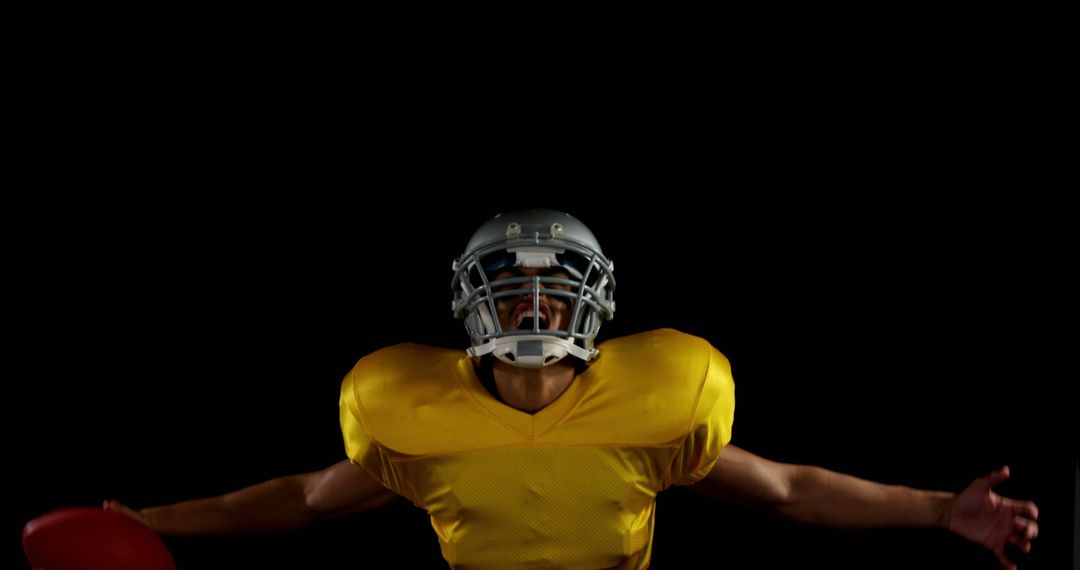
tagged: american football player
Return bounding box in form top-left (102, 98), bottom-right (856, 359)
top-left (106, 209), bottom-right (1039, 570)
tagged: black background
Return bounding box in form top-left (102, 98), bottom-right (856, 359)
top-left (8, 33), bottom-right (1075, 568)
top-left (11, 191), bottom-right (1073, 569)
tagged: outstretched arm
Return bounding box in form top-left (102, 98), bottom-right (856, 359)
top-left (690, 445), bottom-right (1038, 570)
top-left (105, 459), bottom-right (396, 536)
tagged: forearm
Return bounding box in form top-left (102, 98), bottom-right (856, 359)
top-left (141, 474), bottom-right (316, 536)
top-left (777, 465), bottom-right (954, 528)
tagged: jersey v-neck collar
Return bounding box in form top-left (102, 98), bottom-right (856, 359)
top-left (453, 354), bottom-right (603, 440)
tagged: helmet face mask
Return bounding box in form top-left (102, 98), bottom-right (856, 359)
top-left (451, 210), bottom-right (615, 369)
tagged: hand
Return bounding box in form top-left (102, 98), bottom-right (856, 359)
top-left (944, 467), bottom-right (1039, 570)
top-left (103, 500), bottom-right (152, 530)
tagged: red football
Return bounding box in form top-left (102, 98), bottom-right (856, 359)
top-left (23, 507), bottom-right (175, 570)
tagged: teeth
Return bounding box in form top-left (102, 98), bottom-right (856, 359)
top-left (515, 310), bottom-right (548, 327)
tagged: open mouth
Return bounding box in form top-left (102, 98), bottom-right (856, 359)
top-left (513, 305), bottom-right (550, 330)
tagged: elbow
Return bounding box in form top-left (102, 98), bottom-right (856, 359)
top-left (768, 464), bottom-right (811, 521)
top-left (770, 465), bottom-right (832, 524)
top-left (769, 475), bottom-right (797, 517)
top-left (300, 471), bottom-right (333, 521)
top-left (759, 462), bottom-right (796, 510)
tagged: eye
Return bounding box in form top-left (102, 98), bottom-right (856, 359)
top-left (491, 271), bottom-right (519, 292)
top-left (545, 272), bottom-right (572, 291)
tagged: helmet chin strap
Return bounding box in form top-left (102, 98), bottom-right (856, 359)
top-left (468, 336), bottom-right (597, 369)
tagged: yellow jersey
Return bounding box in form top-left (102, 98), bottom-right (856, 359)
top-left (339, 328), bottom-right (735, 569)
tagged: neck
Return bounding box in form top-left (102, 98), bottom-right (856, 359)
top-left (491, 359), bottom-right (576, 413)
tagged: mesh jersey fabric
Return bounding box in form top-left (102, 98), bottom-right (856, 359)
top-left (340, 328), bottom-right (735, 569)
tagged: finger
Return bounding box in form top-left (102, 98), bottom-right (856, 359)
top-left (103, 500), bottom-right (145, 524)
top-left (981, 465), bottom-right (1010, 489)
top-left (1003, 498), bottom-right (1039, 520)
top-left (1007, 533), bottom-right (1032, 553)
top-left (1012, 517), bottom-right (1038, 541)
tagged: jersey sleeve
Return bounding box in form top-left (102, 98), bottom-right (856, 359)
top-left (339, 366), bottom-right (392, 488)
top-left (664, 343), bottom-right (736, 487)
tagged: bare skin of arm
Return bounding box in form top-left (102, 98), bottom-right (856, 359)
top-left (105, 459), bottom-right (396, 536)
top-left (690, 445), bottom-right (1039, 570)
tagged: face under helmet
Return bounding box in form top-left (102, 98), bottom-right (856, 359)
top-left (451, 209), bottom-right (616, 368)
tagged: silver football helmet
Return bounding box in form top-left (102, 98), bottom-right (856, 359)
top-left (451, 209), bottom-right (616, 368)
